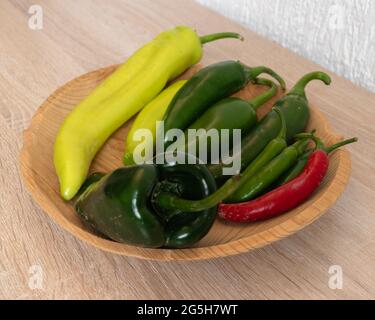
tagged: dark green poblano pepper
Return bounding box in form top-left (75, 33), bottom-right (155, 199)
top-left (75, 162), bottom-right (217, 249)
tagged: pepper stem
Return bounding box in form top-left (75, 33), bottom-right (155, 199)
top-left (156, 108), bottom-right (287, 212)
top-left (242, 65), bottom-right (286, 91)
top-left (249, 78), bottom-right (278, 111)
top-left (295, 133), bottom-right (357, 154)
top-left (326, 137), bottom-right (358, 153)
top-left (293, 137), bottom-right (312, 155)
top-left (288, 71), bottom-right (331, 98)
top-left (156, 174), bottom-right (242, 212)
top-left (274, 108), bottom-right (286, 140)
top-left (199, 32), bottom-right (244, 44)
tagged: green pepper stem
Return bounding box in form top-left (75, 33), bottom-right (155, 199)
top-left (243, 65), bottom-right (286, 91)
top-left (156, 174), bottom-right (242, 212)
top-left (287, 71), bottom-right (331, 98)
top-left (292, 133), bottom-right (314, 155)
top-left (295, 138), bottom-right (311, 155)
top-left (249, 78), bottom-right (278, 111)
top-left (326, 137), bottom-right (358, 153)
top-left (294, 133), bottom-right (357, 154)
top-left (199, 32), bottom-right (244, 44)
top-left (274, 108), bottom-right (286, 140)
top-left (155, 107), bottom-right (287, 212)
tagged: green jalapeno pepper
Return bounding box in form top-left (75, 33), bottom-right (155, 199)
top-left (209, 71), bottom-right (331, 179)
top-left (162, 60), bottom-right (286, 147)
top-left (182, 78), bottom-right (278, 160)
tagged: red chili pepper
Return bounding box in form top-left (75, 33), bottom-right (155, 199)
top-left (218, 136), bottom-right (357, 223)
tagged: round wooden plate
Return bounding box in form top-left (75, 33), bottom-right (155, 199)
top-left (19, 65), bottom-right (351, 261)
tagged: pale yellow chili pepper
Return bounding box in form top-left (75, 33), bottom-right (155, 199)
top-left (54, 26), bottom-right (242, 200)
top-left (123, 80), bottom-right (187, 165)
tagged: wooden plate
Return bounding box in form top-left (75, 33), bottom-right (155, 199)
top-left (19, 65), bottom-right (351, 261)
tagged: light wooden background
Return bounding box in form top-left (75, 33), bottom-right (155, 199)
top-left (0, 0), bottom-right (374, 299)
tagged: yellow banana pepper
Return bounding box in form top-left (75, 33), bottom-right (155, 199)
top-left (54, 26), bottom-right (242, 200)
top-left (124, 80), bottom-right (186, 165)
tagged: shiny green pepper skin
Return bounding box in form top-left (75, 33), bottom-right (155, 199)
top-left (276, 150), bottom-right (312, 186)
top-left (183, 78), bottom-right (277, 160)
top-left (75, 163), bottom-right (217, 249)
top-left (239, 94), bottom-right (310, 168)
top-left (226, 139), bottom-right (309, 202)
top-left (163, 61), bottom-right (285, 147)
top-left (76, 165), bottom-right (165, 247)
top-left (153, 163), bottom-right (217, 248)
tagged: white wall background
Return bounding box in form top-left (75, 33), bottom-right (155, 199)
top-left (196, 0), bottom-right (375, 93)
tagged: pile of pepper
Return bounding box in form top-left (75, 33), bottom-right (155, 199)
top-left (54, 26), bottom-right (357, 249)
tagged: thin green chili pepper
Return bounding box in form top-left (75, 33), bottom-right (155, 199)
top-left (276, 130), bottom-right (317, 185)
top-left (224, 137), bottom-right (311, 203)
top-left (277, 149), bottom-right (313, 186)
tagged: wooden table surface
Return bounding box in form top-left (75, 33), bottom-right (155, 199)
top-left (1, 0), bottom-right (374, 300)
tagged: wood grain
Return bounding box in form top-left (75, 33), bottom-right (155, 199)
top-left (20, 64), bottom-right (351, 261)
top-left (1, 0), bottom-right (374, 299)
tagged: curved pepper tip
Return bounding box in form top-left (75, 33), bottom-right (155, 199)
top-left (318, 72), bottom-right (331, 86)
top-left (61, 187), bottom-right (75, 201)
